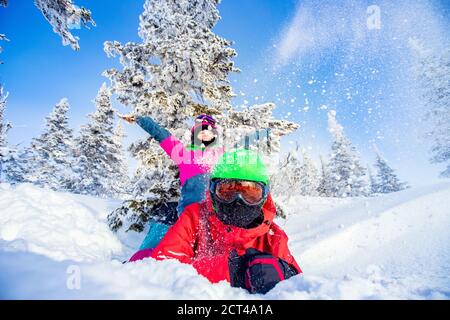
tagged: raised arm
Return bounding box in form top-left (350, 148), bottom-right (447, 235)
top-left (132, 115), bottom-right (187, 165)
top-left (135, 115), bottom-right (171, 143)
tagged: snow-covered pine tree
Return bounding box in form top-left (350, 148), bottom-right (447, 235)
top-left (74, 83), bottom-right (127, 197)
top-left (105, 0), bottom-right (239, 232)
top-left (299, 150), bottom-right (320, 196)
top-left (2, 87), bottom-right (33, 184)
top-left (324, 110), bottom-right (368, 197)
top-left (225, 102), bottom-right (299, 219)
top-left (222, 103), bottom-right (299, 156)
top-left (4, 148), bottom-right (34, 184)
top-left (410, 39), bottom-right (450, 178)
top-left (104, 0), bottom-right (238, 119)
top-left (110, 121), bottom-right (130, 198)
top-left (0, 85), bottom-right (13, 182)
top-left (271, 147), bottom-right (319, 197)
top-left (374, 153), bottom-right (408, 193)
top-left (107, 138), bottom-right (181, 232)
top-left (317, 154), bottom-right (328, 196)
top-left (28, 98), bottom-right (74, 190)
top-left (367, 166), bottom-right (379, 195)
top-left (34, 0), bottom-right (95, 50)
top-left (270, 150), bottom-right (303, 197)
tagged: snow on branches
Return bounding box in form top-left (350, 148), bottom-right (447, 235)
top-left (271, 145), bottom-right (319, 198)
top-left (410, 39), bottom-right (450, 178)
top-left (223, 103), bottom-right (299, 155)
top-left (73, 84), bottom-right (129, 198)
top-left (322, 110), bottom-right (368, 197)
top-left (0, 85), bottom-right (14, 182)
top-left (372, 153), bottom-right (408, 193)
top-left (104, 0), bottom-right (238, 123)
top-left (0, 86), bottom-right (10, 146)
top-left (28, 98), bottom-right (75, 190)
top-left (34, 0), bottom-right (95, 50)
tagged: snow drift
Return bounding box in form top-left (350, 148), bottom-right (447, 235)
top-left (0, 183), bottom-right (123, 262)
top-left (0, 182), bottom-right (449, 299)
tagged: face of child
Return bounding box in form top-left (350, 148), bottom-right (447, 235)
top-left (197, 129), bottom-right (215, 142)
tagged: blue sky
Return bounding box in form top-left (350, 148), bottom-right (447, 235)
top-left (1, 0), bottom-right (449, 186)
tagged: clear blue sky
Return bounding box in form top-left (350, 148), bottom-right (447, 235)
top-left (1, 0), bottom-right (449, 185)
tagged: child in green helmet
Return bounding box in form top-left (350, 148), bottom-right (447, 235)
top-left (129, 148), bottom-right (302, 294)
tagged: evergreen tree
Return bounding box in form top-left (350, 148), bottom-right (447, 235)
top-left (105, 1), bottom-right (299, 232)
top-left (104, 0), bottom-right (238, 119)
top-left (374, 153), bottom-right (408, 193)
top-left (271, 147), bottom-right (319, 197)
top-left (111, 121), bottom-right (130, 198)
top-left (107, 138), bottom-right (180, 232)
top-left (271, 150), bottom-right (302, 197)
top-left (222, 103), bottom-right (299, 156)
top-left (28, 98), bottom-right (74, 190)
top-left (2, 88), bottom-right (32, 185)
top-left (410, 39), bottom-right (450, 178)
top-left (324, 110), bottom-right (368, 197)
top-left (0, 85), bottom-right (13, 182)
top-left (299, 150), bottom-right (320, 196)
top-left (367, 166), bottom-right (379, 195)
top-left (5, 148), bottom-right (33, 184)
top-left (317, 154), bottom-right (328, 196)
top-left (105, 0), bottom-right (238, 232)
top-left (74, 84), bottom-right (126, 197)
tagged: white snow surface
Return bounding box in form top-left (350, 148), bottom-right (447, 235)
top-left (0, 182), bottom-right (449, 299)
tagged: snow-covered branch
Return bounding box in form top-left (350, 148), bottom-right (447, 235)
top-left (34, 0), bottom-right (95, 50)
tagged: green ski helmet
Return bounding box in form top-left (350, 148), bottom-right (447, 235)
top-left (210, 148), bottom-right (269, 185)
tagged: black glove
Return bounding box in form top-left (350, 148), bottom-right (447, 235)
top-left (229, 248), bottom-right (298, 294)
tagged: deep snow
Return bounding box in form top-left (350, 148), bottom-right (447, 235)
top-left (0, 182), bottom-right (449, 299)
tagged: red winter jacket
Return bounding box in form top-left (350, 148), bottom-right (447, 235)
top-left (150, 193), bottom-right (301, 284)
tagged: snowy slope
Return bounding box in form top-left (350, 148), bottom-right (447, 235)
top-left (0, 182), bottom-right (449, 299)
top-left (0, 184), bottom-right (124, 262)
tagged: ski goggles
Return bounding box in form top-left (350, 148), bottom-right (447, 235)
top-left (210, 179), bottom-right (269, 206)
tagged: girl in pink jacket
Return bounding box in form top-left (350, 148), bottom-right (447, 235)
top-left (121, 114), bottom-right (224, 250)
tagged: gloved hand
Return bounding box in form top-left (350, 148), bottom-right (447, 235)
top-left (228, 248), bottom-right (298, 294)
